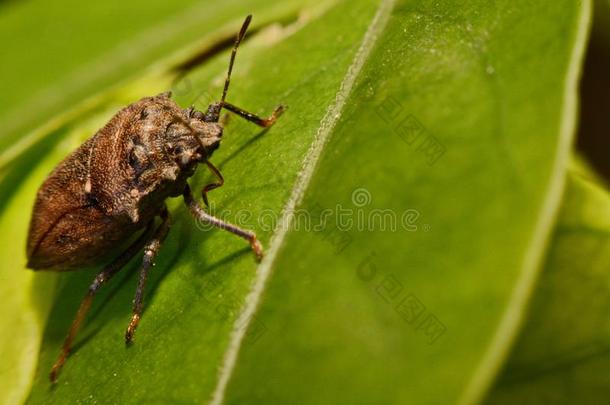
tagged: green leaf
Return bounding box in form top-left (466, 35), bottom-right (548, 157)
top-left (22, 0), bottom-right (380, 403)
top-left (485, 168), bottom-right (610, 403)
top-left (217, 1), bottom-right (591, 403)
top-left (0, 0), bottom-right (591, 404)
top-left (217, 1), bottom-right (588, 403)
top-left (0, 0), bottom-right (332, 403)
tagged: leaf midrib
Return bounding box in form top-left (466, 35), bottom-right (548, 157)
top-left (208, 0), bottom-right (397, 403)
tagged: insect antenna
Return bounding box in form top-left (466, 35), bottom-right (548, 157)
top-left (220, 14), bottom-right (252, 106)
top-left (197, 14), bottom-right (252, 122)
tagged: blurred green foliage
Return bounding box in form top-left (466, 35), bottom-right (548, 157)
top-left (0, 0), bottom-right (607, 404)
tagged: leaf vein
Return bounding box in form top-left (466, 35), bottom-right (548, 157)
top-left (208, 0), bottom-right (396, 403)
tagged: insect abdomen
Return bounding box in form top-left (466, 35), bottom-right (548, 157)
top-left (26, 139), bottom-right (142, 270)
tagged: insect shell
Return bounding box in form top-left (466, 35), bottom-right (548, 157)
top-left (26, 15), bottom-right (284, 383)
top-left (26, 92), bottom-right (222, 270)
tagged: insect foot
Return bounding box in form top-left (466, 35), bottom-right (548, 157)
top-left (125, 314), bottom-right (141, 344)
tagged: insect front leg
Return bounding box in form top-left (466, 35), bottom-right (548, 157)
top-left (50, 222), bottom-right (155, 383)
top-left (183, 184), bottom-right (263, 260)
top-left (125, 206), bottom-right (171, 344)
top-left (221, 102), bottom-right (285, 128)
top-left (201, 161), bottom-right (224, 207)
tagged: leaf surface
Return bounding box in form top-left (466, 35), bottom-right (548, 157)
top-left (219, 1), bottom-right (591, 404)
top-left (486, 167), bottom-right (610, 404)
top-left (0, 0), bottom-right (592, 404)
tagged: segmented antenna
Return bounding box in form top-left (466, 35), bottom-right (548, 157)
top-left (220, 14), bottom-right (252, 105)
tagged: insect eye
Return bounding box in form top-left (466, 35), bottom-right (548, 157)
top-left (139, 109), bottom-right (149, 120)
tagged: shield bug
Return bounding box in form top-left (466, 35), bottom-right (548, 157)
top-left (26, 15), bottom-right (284, 383)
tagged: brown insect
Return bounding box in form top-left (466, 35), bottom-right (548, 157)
top-left (26, 15), bottom-right (284, 383)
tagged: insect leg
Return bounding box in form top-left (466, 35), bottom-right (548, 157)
top-left (125, 206), bottom-right (171, 344)
top-left (221, 102), bottom-right (286, 128)
top-left (50, 222), bottom-right (155, 383)
top-left (201, 161), bottom-right (224, 207)
top-left (183, 184), bottom-right (263, 260)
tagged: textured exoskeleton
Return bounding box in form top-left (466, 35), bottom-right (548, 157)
top-left (27, 92), bottom-right (223, 270)
top-left (26, 15), bottom-right (285, 383)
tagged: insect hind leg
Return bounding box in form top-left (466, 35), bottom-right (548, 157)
top-left (125, 206), bottom-right (171, 344)
top-left (50, 222), bottom-right (155, 383)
